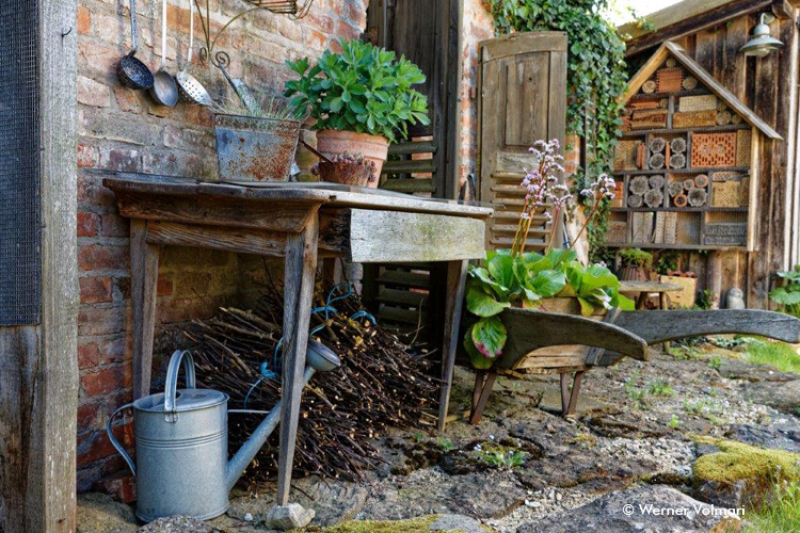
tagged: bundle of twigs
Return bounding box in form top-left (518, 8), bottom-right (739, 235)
top-left (179, 280), bottom-right (438, 484)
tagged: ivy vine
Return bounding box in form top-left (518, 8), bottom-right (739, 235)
top-left (486, 0), bottom-right (628, 260)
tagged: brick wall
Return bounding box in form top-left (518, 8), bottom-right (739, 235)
top-left (75, 0), bottom-right (369, 490)
top-left (458, 0), bottom-right (494, 188)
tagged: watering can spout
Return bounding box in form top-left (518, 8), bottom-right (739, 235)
top-left (225, 341), bottom-right (341, 492)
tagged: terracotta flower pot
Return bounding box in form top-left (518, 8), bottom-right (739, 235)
top-left (316, 130), bottom-right (389, 188)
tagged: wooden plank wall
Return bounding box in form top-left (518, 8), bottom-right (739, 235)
top-left (629, 8), bottom-right (799, 308)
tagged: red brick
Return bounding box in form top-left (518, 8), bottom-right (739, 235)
top-left (80, 276), bottom-right (113, 304)
top-left (79, 244), bottom-right (129, 272)
top-left (100, 213), bottom-right (128, 238)
top-left (78, 175), bottom-right (116, 208)
top-left (78, 340), bottom-right (101, 370)
top-left (77, 402), bottom-right (100, 429)
top-left (97, 336), bottom-right (130, 366)
top-left (77, 211), bottom-right (99, 237)
top-left (94, 471), bottom-right (137, 504)
top-left (114, 85), bottom-right (145, 114)
top-left (77, 6), bottom-right (91, 34)
top-left (77, 143), bottom-right (99, 168)
top-left (98, 147), bottom-right (141, 173)
top-left (78, 307), bottom-right (128, 336)
top-left (81, 364), bottom-right (132, 397)
top-left (78, 76), bottom-right (112, 108)
top-left (77, 423), bottom-right (132, 466)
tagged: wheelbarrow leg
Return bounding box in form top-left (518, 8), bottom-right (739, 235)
top-left (470, 371), bottom-right (497, 425)
top-left (560, 371), bottom-right (585, 417)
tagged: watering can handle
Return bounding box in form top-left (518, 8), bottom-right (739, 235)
top-left (164, 350), bottom-right (196, 422)
top-left (107, 403), bottom-right (136, 476)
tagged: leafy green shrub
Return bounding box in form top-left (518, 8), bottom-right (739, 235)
top-left (284, 39), bottom-right (430, 143)
top-left (619, 248), bottom-right (653, 269)
top-left (769, 265), bottom-right (800, 318)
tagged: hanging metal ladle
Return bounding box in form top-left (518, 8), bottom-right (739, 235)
top-left (176, 0), bottom-right (213, 106)
top-left (150, 0), bottom-right (179, 107)
top-left (117, 0), bottom-right (154, 90)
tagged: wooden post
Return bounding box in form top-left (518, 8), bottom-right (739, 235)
top-left (706, 250), bottom-right (723, 309)
top-left (276, 211), bottom-right (320, 506)
top-left (0, 0), bottom-right (79, 530)
top-left (130, 220), bottom-right (161, 399)
top-left (437, 259), bottom-right (468, 431)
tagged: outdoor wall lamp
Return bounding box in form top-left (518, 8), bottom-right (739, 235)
top-left (740, 13), bottom-right (784, 57)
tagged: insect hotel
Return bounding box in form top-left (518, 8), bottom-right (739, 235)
top-left (607, 41), bottom-right (782, 304)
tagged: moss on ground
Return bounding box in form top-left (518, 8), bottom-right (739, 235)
top-left (312, 516), bottom-right (469, 533)
top-left (693, 437), bottom-right (800, 485)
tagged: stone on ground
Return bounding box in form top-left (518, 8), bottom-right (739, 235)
top-left (516, 485), bottom-right (740, 533)
top-left (138, 516), bottom-right (212, 533)
top-left (742, 379), bottom-right (800, 414)
top-left (77, 493), bottom-right (138, 533)
top-left (428, 514), bottom-right (487, 533)
top-left (264, 503), bottom-right (315, 530)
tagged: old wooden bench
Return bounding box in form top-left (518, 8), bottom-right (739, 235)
top-left (104, 174), bottom-right (492, 506)
top-left (469, 308), bottom-right (800, 423)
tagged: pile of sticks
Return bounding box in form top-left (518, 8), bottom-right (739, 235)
top-left (180, 282), bottom-right (438, 483)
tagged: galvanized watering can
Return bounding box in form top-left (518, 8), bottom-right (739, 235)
top-left (107, 341), bottom-right (341, 522)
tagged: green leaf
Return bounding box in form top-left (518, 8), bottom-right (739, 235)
top-left (471, 316), bottom-right (507, 358)
top-left (529, 270), bottom-right (567, 297)
top-left (466, 287), bottom-right (509, 317)
top-left (577, 297), bottom-right (595, 317)
top-left (464, 325), bottom-right (495, 370)
top-left (488, 254), bottom-right (515, 290)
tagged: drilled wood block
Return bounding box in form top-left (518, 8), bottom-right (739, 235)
top-left (607, 221), bottom-right (628, 243)
top-left (654, 211), bottom-right (677, 244)
top-left (678, 95), bottom-right (718, 112)
top-left (631, 99), bottom-right (660, 110)
top-left (739, 177), bottom-right (750, 206)
top-left (614, 140), bottom-right (640, 170)
top-left (673, 110), bottom-right (717, 128)
top-left (656, 67), bottom-right (684, 93)
top-left (631, 212), bottom-right (654, 243)
top-left (691, 132), bottom-right (737, 168)
top-left (704, 223), bottom-right (747, 246)
top-left (736, 130), bottom-right (752, 167)
top-left (711, 180), bottom-right (740, 208)
top-left (631, 110), bottom-right (667, 130)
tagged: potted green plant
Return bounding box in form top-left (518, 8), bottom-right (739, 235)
top-left (463, 139), bottom-right (635, 370)
top-left (284, 39), bottom-right (430, 185)
top-left (213, 95), bottom-right (302, 182)
top-left (618, 248), bottom-right (653, 282)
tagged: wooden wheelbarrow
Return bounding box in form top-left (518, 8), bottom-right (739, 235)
top-left (469, 308), bottom-right (800, 424)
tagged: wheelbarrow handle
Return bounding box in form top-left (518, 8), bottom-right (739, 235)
top-left (107, 403), bottom-right (136, 476)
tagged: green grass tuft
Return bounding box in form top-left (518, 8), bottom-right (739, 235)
top-left (746, 340), bottom-right (800, 374)
top-left (743, 481), bottom-right (800, 533)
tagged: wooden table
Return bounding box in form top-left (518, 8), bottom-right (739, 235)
top-left (104, 174), bottom-right (491, 505)
top-left (620, 280), bottom-right (682, 309)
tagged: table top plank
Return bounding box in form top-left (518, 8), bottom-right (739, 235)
top-left (107, 174), bottom-right (493, 219)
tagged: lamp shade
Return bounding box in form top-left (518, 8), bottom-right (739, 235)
top-left (740, 14), bottom-right (784, 57)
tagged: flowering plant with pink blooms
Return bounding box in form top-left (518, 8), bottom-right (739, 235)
top-left (463, 139), bottom-right (634, 370)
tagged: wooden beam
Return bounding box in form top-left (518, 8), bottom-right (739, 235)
top-left (130, 220), bottom-right (161, 399)
top-left (348, 209), bottom-right (485, 263)
top-left (276, 212), bottom-right (320, 506)
top-left (623, 0), bottom-right (771, 57)
top-left (437, 260), bottom-right (468, 431)
top-left (0, 0), bottom-right (79, 530)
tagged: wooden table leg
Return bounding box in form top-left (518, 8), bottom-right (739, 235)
top-left (438, 259), bottom-right (469, 432)
top-left (276, 213), bottom-right (320, 506)
top-left (130, 219), bottom-right (161, 400)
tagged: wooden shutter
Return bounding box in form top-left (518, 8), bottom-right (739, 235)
top-left (478, 32), bottom-right (568, 252)
top-left (364, 0), bottom-right (460, 343)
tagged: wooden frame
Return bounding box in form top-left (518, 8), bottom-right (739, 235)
top-left (0, 0), bottom-right (80, 530)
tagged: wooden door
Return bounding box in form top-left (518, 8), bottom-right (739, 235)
top-left (363, 0), bottom-right (461, 343)
top-left (479, 32), bottom-right (568, 252)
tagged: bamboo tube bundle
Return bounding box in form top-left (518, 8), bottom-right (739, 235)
top-left (177, 281), bottom-right (438, 484)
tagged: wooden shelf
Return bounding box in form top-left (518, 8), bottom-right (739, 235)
top-left (603, 242), bottom-right (746, 251)
top-left (630, 89), bottom-right (710, 100)
top-left (611, 207), bottom-right (748, 213)
top-left (613, 166), bottom-right (749, 176)
top-left (622, 124), bottom-right (749, 137)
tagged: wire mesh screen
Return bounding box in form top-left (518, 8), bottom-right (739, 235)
top-left (0, 0), bottom-right (41, 325)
